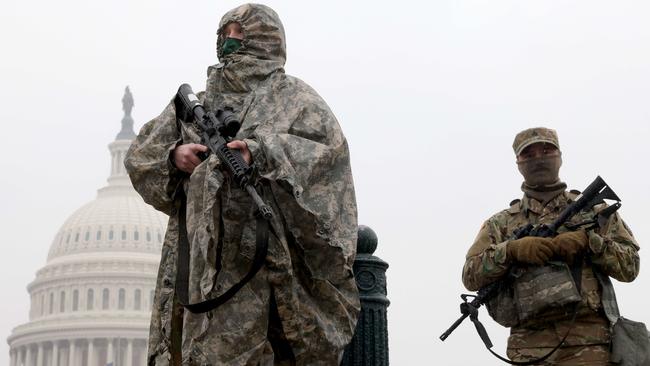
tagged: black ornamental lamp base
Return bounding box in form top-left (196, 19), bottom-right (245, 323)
top-left (341, 225), bottom-right (390, 366)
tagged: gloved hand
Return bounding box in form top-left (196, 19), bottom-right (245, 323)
top-left (507, 236), bottom-right (554, 265)
top-left (551, 230), bottom-right (589, 264)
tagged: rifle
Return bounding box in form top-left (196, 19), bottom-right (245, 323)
top-left (173, 83), bottom-right (273, 219)
top-left (173, 83), bottom-right (274, 314)
top-left (440, 176), bottom-right (621, 361)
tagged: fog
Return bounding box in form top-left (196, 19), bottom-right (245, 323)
top-left (1, 1), bottom-right (649, 364)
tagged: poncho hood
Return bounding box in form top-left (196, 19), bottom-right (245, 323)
top-left (217, 3), bottom-right (286, 64)
top-left (211, 3), bottom-right (286, 94)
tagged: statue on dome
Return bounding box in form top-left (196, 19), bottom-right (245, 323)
top-left (122, 86), bottom-right (133, 117)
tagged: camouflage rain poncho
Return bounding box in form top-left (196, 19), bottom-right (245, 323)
top-left (125, 4), bottom-right (359, 365)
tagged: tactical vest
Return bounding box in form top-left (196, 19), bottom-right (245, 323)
top-left (486, 262), bottom-right (582, 327)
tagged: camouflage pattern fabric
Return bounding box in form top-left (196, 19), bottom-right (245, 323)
top-left (125, 4), bottom-right (359, 365)
top-left (462, 191), bottom-right (640, 357)
top-left (512, 127), bottom-right (560, 156)
top-left (507, 343), bottom-right (613, 365)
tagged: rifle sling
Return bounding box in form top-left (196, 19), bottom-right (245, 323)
top-left (175, 188), bottom-right (270, 314)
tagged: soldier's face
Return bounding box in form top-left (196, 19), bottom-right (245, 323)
top-left (223, 22), bottom-right (244, 40)
top-left (516, 143), bottom-right (562, 186)
top-left (517, 143), bottom-right (560, 161)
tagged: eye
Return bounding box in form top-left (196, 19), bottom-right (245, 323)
top-left (542, 145), bottom-right (557, 155)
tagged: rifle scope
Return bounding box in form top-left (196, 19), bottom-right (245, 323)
top-left (176, 84), bottom-right (241, 137)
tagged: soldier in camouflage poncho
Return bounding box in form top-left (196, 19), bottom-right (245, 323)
top-left (125, 4), bottom-right (359, 365)
top-left (462, 127), bottom-right (640, 365)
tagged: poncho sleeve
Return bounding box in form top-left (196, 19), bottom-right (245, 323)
top-left (124, 101), bottom-right (184, 215)
top-left (244, 81), bottom-right (358, 283)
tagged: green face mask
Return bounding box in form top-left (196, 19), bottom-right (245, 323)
top-left (222, 38), bottom-right (242, 56)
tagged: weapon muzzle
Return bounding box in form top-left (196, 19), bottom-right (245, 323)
top-left (175, 83), bottom-right (205, 122)
top-left (177, 84), bottom-right (202, 110)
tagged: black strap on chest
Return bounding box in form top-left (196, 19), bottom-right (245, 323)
top-left (174, 188), bottom-right (271, 314)
top-left (469, 264), bottom-right (583, 365)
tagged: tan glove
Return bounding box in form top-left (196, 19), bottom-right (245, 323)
top-left (507, 236), bottom-right (554, 265)
top-left (552, 230), bottom-right (589, 264)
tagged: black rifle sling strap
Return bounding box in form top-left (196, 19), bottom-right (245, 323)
top-left (473, 264), bottom-right (583, 365)
top-left (175, 187), bottom-right (270, 314)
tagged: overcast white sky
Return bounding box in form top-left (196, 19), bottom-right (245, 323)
top-left (1, 1), bottom-right (649, 365)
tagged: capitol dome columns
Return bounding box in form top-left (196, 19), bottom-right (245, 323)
top-left (9, 349), bottom-right (16, 366)
top-left (50, 342), bottom-right (58, 366)
top-left (107, 339), bottom-right (114, 366)
top-left (88, 339), bottom-right (96, 366)
top-left (9, 329), bottom-right (150, 365)
top-left (125, 338), bottom-right (133, 366)
top-left (67, 341), bottom-right (75, 366)
top-left (24, 347), bottom-right (31, 366)
top-left (35, 343), bottom-right (43, 366)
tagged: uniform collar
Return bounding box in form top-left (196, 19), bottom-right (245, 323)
top-left (507, 191), bottom-right (573, 216)
top-left (520, 191), bottom-right (572, 216)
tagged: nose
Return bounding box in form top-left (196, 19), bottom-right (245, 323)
top-left (226, 25), bottom-right (244, 40)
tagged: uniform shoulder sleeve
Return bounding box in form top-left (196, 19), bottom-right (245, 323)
top-left (462, 209), bottom-right (512, 291)
top-left (589, 211), bottom-right (640, 282)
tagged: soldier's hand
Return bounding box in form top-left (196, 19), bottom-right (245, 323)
top-left (507, 236), bottom-right (554, 265)
top-left (226, 140), bottom-right (252, 165)
top-left (551, 230), bottom-right (589, 264)
top-left (172, 143), bottom-right (208, 174)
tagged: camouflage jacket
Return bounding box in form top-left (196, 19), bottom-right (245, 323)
top-left (125, 4), bottom-right (359, 365)
top-left (462, 190), bottom-right (640, 348)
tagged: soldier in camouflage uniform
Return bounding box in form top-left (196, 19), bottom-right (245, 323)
top-left (462, 127), bottom-right (640, 365)
top-left (125, 4), bottom-right (359, 365)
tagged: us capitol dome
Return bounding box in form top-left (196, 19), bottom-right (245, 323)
top-left (7, 87), bottom-right (168, 366)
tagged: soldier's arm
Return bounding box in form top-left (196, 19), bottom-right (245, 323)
top-left (124, 102), bottom-right (185, 215)
top-left (588, 212), bottom-right (640, 282)
top-left (462, 216), bottom-right (511, 291)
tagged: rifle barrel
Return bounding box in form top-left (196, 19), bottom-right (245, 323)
top-left (440, 313), bottom-right (469, 341)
